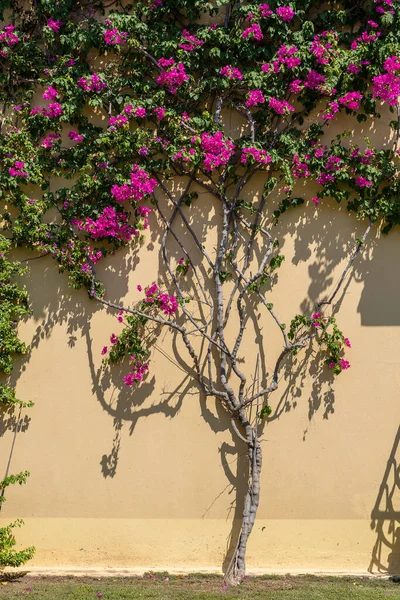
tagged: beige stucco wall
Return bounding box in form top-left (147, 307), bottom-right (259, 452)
top-left (1, 65), bottom-right (400, 574)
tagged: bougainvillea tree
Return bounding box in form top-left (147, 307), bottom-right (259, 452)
top-left (1, 0), bottom-right (400, 584)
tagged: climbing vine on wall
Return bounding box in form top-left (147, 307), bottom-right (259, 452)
top-left (0, 0), bottom-right (399, 582)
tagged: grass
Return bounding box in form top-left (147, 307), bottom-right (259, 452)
top-left (0, 573), bottom-right (400, 600)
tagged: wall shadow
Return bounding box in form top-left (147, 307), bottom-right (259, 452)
top-left (369, 426), bottom-right (400, 575)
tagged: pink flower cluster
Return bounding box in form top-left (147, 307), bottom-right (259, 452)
top-left (355, 176), bottom-right (373, 188)
top-left (293, 154), bottom-right (310, 178)
top-left (321, 101), bottom-right (339, 121)
top-left (124, 357), bottom-right (149, 386)
top-left (276, 6), bottom-right (295, 21)
top-left (200, 131), bottom-right (235, 171)
top-left (242, 23), bottom-right (263, 40)
top-left (73, 206), bottom-right (138, 241)
top-left (40, 133), bottom-right (60, 148)
top-left (109, 114), bottom-right (129, 128)
top-left (144, 283), bottom-right (178, 316)
top-left (241, 147), bottom-right (271, 165)
top-left (0, 24), bottom-right (19, 46)
top-left (268, 97), bottom-right (295, 114)
top-left (375, 0), bottom-right (395, 15)
top-left (276, 44), bottom-right (301, 69)
top-left (47, 19), bottom-right (63, 33)
top-left (351, 30), bottom-right (380, 50)
top-left (304, 70), bottom-right (326, 90)
top-left (179, 29), bottom-right (204, 52)
top-left (68, 131), bottom-right (85, 142)
top-left (259, 3), bottom-right (273, 18)
top-left (310, 31), bottom-right (338, 65)
top-left (372, 55), bottom-right (400, 106)
top-left (8, 161), bottom-right (28, 178)
top-left (77, 73), bottom-right (106, 92)
top-left (289, 79), bottom-right (303, 94)
top-left (104, 28), bottom-right (128, 45)
top-left (157, 57), bottom-right (189, 94)
top-left (338, 91), bottom-right (363, 111)
top-left (43, 86), bottom-right (58, 100)
top-left (329, 359), bottom-right (350, 370)
top-left (111, 165), bottom-right (157, 203)
top-left (154, 107), bottom-right (165, 120)
top-left (220, 66), bottom-right (243, 80)
top-left (42, 102), bottom-right (63, 118)
top-left (245, 89), bottom-right (265, 107)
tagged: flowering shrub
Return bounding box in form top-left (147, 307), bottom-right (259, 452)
top-left (1, 0), bottom-right (400, 582)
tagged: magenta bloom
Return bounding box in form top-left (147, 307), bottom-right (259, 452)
top-left (101, 346), bottom-right (108, 355)
top-left (200, 131), bottom-right (235, 171)
top-left (47, 19), bottom-right (63, 33)
top-left (242, 23), bottom-right (263, 40)
top-left (156, 58), bottom-right (188, 94)
top-left (245, 89), bottom-right (265, 107)
top-left (355, 176), bottom-right (373, 188)
top-left (268, 97), bottom-right (295, 114)
top-left (220, 66), bottom-right (243, 80)
top-left (42, 102), bottom-right (63, 118)
top-left (276, 6), bottom-right (295, 21)
top-left (134, 107), bottom-right (146, 118)
top-left (339, 359), bottom-right (351, 370)
top-left (344, 338), bottom-right (351, 348)
top-left (104, 28), bottom-right (127, 45)
top-left (68, 131), bottom-right (84, 142)
top-left (154, 107), bottom-right (165, 120)
top-left (43, 86), bottom-right (58, 100)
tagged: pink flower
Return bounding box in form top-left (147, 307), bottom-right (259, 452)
top-left (268, 97), bottom-right (295, 114)
top-left (355, 176), bottom-right (373, 188)
top-left (259, 3), bottom-right (273, 17)
top-left (200, 131), bottom-right (235, 171)
top-left (43, 86), bottom-right (58, 100)
top-left (137, 285), bottom-right (142, 292)
top-left (109, 114), bottom-right (129, 128)
top-left (276, 6), bottom-right (295, 21)
top-left (0, 24), bottom-right (19, 47)
top-left (312, 196), bottom-right (321, 207)
top-left (42, 102), bottom-right (63, 118)
top-left (110, 333), bottom-right (118, 344)
top-left (245, 89), bottom-right (265, 107)
top-left (179, 29), bottom-right (204, 52)
top-left (68, 131), bottom-right (84, 142)
top-left (329, 361), bottom-right (336, 369)
top-left (242, 23), bottom-right (263, 40)
top-left (47, 19), bottom-right (63, 33)
top-left (241, 147), bottom-right (271, 165)
top-left (104, 28), bottom-right (127, 45)
top-left (289, 79), bottom-right (303, 94)
top-left (101, 346), bottom-right (108, 355)
top-left (344, 338), bottom-right (351, 348)
top-left (157, 58), bottom-right (188, 94)
top-left (312, 312), bottom-right (322, 319)
top-left (154, 107), bottom-right (165, 120)
top-left (339, 359), bottom-right (351, 370)
top-left (338, 91), bottom-right (363, 111)
top-left (111, 165), bottom-right (157, 203)
top-left (134, 107), bottom-right (146, 118)
top-left (347, 63), bottom-right (360, 74)
top-left (220, 66), bottom-right (243, 80)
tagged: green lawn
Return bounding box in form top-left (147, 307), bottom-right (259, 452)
top-left (0, 573), bottom-right (400, 600)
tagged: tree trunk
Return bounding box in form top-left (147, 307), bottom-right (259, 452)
top-left (224, 421), bottom-right (262, 586)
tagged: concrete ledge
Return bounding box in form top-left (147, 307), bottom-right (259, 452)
top-left (3, 566), bottom-right (389, 578)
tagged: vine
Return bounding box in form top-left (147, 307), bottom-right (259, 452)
top-left (0, 0), bottom-right (399, 583)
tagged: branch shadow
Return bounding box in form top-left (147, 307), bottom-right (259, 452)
top-left (369, 425), bottom-right (400, 575)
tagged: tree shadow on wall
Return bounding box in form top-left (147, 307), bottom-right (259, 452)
top-left (5, 185), bottom-right (399, 571)
top-left (369, 425), bottom-right (400, 575)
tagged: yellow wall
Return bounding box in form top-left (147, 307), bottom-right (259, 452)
top-left (1, 52), bottom-right (400, 575)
